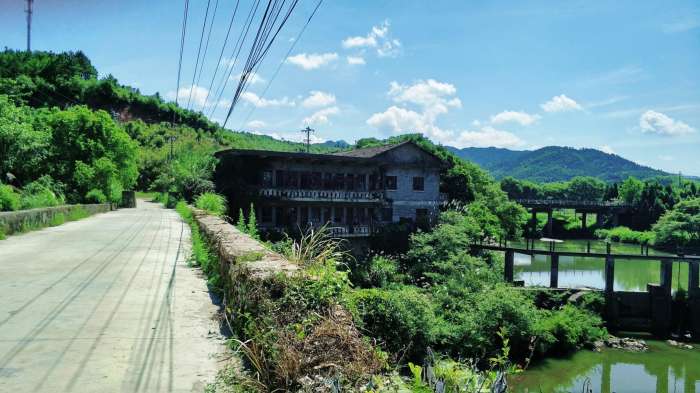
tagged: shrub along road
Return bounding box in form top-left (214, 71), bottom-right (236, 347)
top-left (0, 200), bottom-right (225, 392)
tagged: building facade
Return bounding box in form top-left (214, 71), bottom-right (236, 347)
top-left (214, 141), bottom-right (445, 237)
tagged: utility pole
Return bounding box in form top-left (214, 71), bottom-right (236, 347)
top-left (301, 126), bottom-right (314, 153)
top-left (26, 0), bottom-right (34, 52)
top-left (168, 136), bottom-right (177, 161)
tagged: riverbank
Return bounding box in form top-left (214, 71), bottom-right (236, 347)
top-left (511, 337), bottom-right (700, 392)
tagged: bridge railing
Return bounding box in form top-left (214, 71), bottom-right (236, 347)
top-left (514, 199), bottom-right (631, 208)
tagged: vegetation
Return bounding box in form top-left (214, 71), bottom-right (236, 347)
top-left (652, 198), bottom-right (700, 250)
top-left (452, 145), bottom-right (669, 182)
top-left (175, 201), bottom-right (222, 290)
top-left (194, 192), bottom-right (227, 217)
top-left (594, 226), bottom-right (656, 245)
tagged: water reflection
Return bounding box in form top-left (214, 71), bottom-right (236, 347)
top-left (513, 240), bottom-right (689, 292)
top-left (512, 341), bottom-right (700, 393)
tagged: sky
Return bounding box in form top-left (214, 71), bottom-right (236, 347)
top-left (1, 0), bottom-right (699, 175)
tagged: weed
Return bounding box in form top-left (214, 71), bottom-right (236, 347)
top-left (238, 252), bottom-right (264, 263)
top-left (49, 213), bottom-right (66, 226)
top-left (195, 192), bottom-right (227, 217)
top-left (175, 201), bottom-right (222, 292)
top-left (288, 225), bottom-right (351, 267)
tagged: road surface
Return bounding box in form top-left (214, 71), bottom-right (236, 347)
top-left (0, 200), bottom-right (225, 392)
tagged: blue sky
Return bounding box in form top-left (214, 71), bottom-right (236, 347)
top-left (1, 0), bottom-right (699, 175)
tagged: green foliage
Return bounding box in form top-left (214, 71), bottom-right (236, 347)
top-left (246, 203), bottom-right (259, 240)
top-left (594, 226), bottom-right (656, 245)
top-left (236, 208), bottom-right (246, 231)
top-left (85, 189), bottom-right (108, 203)
top-left (194, 192), bottom-right (227, 217)
top-left (20, 176), bottom-right (65, 209)
top-left (501, 176), bottom-right (606, 201)
top-left (652, 198), bottom-right (700, 249)
top-left (175, 201), bottom-right (222, 290)
top-left (66, 206), bottom-right (89, 221)
top-left (536, 305), bottom-right (607, 355)
top-left (0, 228), bottom-right (5, 240)
top-left (349, 286), bottom-right (439, 359)
top-left (619, 176), bottom-right (643, 204)
top-left (0, 184), bottom-right (21, 211)
top-left (49, 213), bottom-right (66, 227)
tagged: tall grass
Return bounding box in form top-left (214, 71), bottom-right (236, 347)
top-left (175, 201), bottom-right (222, 291)
top-left (288, 225), bottom-right (351, 266)
top-left (194, 192), bottom-right (227, 217)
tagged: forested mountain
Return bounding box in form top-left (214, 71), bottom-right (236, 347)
top-left (449, 145), bottom-right (669, 182)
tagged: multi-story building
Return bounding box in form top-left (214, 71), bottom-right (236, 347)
top-left (213, 141), bottom-right (446, 237)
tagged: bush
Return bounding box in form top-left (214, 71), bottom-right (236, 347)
top-left (536, 305), bottom-right (607, 355)
top-left (0, 184), bottom-right (21, 211)
top-left (19, 176), bottom-right (64, 209)
top-left (194, 192), bottom-right (227, 217)
top-left (594, 226), bottom-right (655, 245)
top-left (85, 189), bottom-right (107, 203)
top-left (349, 286), bottom-right (439, 359)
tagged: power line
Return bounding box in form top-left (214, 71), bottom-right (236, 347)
top-left (223, 0), bottom-right (302, 127)
top-left (192, 0), bottom-right (220, 101)
top-left (186, 0), bottom-right (213, 109)
top-left (174, 0), bottom-right (191, 123)
top-left (207, 0), bottom-right (263, 118)
top-left (199, 0), bottom-right (241, 112)
top-left (239, 0), bottom-right (323, 128)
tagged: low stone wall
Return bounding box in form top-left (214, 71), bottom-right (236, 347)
top-left (190, 208), bottom-right (298, 278)
top-left (0, 203), bottom-right (112, 236)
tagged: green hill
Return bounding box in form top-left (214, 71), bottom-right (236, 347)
top-left (449, 146), bottom-right (669, 183)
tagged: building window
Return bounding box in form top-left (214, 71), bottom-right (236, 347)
top-left (385, 176), bottom-right (397, 190)
top-left (262, 171), bottom-right (273, 187)
top-left (412, 176), bottom-right (424, 191)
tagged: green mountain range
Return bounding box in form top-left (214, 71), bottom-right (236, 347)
top-left (447, 146), bottom-right (670, 183)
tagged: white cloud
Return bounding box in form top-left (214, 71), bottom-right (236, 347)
top-left (240, 92), bottom-right (295, 108)
top-left (541, 94), bottom-right (583, 112)
top-left (165, 85), bottom-right (224, 108)
top-left (662, 16), bottom-right (700, 33)
top-left (231, 71), bottom-right (265, 85)
top-left (246, 120), bottom-right (266, 129)
top-left (639, 110), bottom-right (696, 136)
top-left (388, 79), bottom-right (461, 116)
top-left (286, 52), bottom-right (338, 70)
top-left (302, 91), bottom-right (336, 108)
top-left (341, 20), bottom-right (401, 58)
top-left (346, 56), bottom-right (366, 65)
top-left (452, 127), bottom-right (524, 149)
top-left (490, 110), bottom-right (541, 126)
top-left (599, 145), bottom-right (615, 154)
top-left (658, 155), bottom-right (675, 161)
top-left (303, 106), bottom-right (340, 126)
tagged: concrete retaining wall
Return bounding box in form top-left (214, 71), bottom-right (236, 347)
top-left (0, 203), bottom-right (112, 236)
top-left (190, 208), bottom-right (298, 279)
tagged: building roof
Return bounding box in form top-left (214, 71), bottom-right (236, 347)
top-left (330, 141), bottom-right (410, 158)
top-left (215, 140), bottom-right (444, 165)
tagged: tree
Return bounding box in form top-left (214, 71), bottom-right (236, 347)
top-left (566, 177), bottom-right (605, 201)
top-left (619, 177), bottom-right (643, 205)
top-left (652, 198), bottom-right (700, 249)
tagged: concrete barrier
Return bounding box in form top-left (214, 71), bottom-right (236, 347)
top-left (190, 208), bottom-right (298, 279)
top-left (0, 203), bottom-right (112, 236)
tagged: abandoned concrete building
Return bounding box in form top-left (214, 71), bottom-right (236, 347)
top-left (214, 141), bottom-right (446, 237)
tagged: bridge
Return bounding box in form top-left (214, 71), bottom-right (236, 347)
top-left (472, 242), bottom-right (700, 339)
top-left (514, 199), bottom-right (633, 235)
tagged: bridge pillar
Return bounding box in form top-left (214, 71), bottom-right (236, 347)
top-left (546, 210), bottom-right (553, 236)
top-left (604, 255), bottom-right (615, 294)
top-left (649, 259), bottom-right (673, 338)
top-left (504, 250), bottom-right (514, 283)
top-left (596, 212), bottom-right (605, 227)
top-left (581, 212), bottom-right (587, 229)
top-left (688, 261), bottom-right (700, 341)
top-left (549, 253), bottom-right (559, 288)
top-left (604, 255), bottom-right (619, 329)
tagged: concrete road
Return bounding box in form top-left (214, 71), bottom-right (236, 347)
top-left (0, 200), bottom-right (225, 392)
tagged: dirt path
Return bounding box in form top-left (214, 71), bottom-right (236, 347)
top-left (0, 200), bottom-right (225, 392)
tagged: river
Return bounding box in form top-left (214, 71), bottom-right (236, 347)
top-left (510, 239), bottom-right (698, 392)
top-left (510, 239), bottom-right (689, 292)
top-left (511, 339), bottom-right (700, 392)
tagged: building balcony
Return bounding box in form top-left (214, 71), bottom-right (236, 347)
top-left (258, 188), bottom-right (384, 203)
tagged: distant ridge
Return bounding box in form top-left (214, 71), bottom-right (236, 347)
top-left (448, 146), bottom-right (669, 182)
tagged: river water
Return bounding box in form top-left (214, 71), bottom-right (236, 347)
top-left (511, 340), bottom-right (700, 393)
top-left (509, 239), bottom-right (698, 392)
top-left (510, 239), bottom-right (689, 292)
